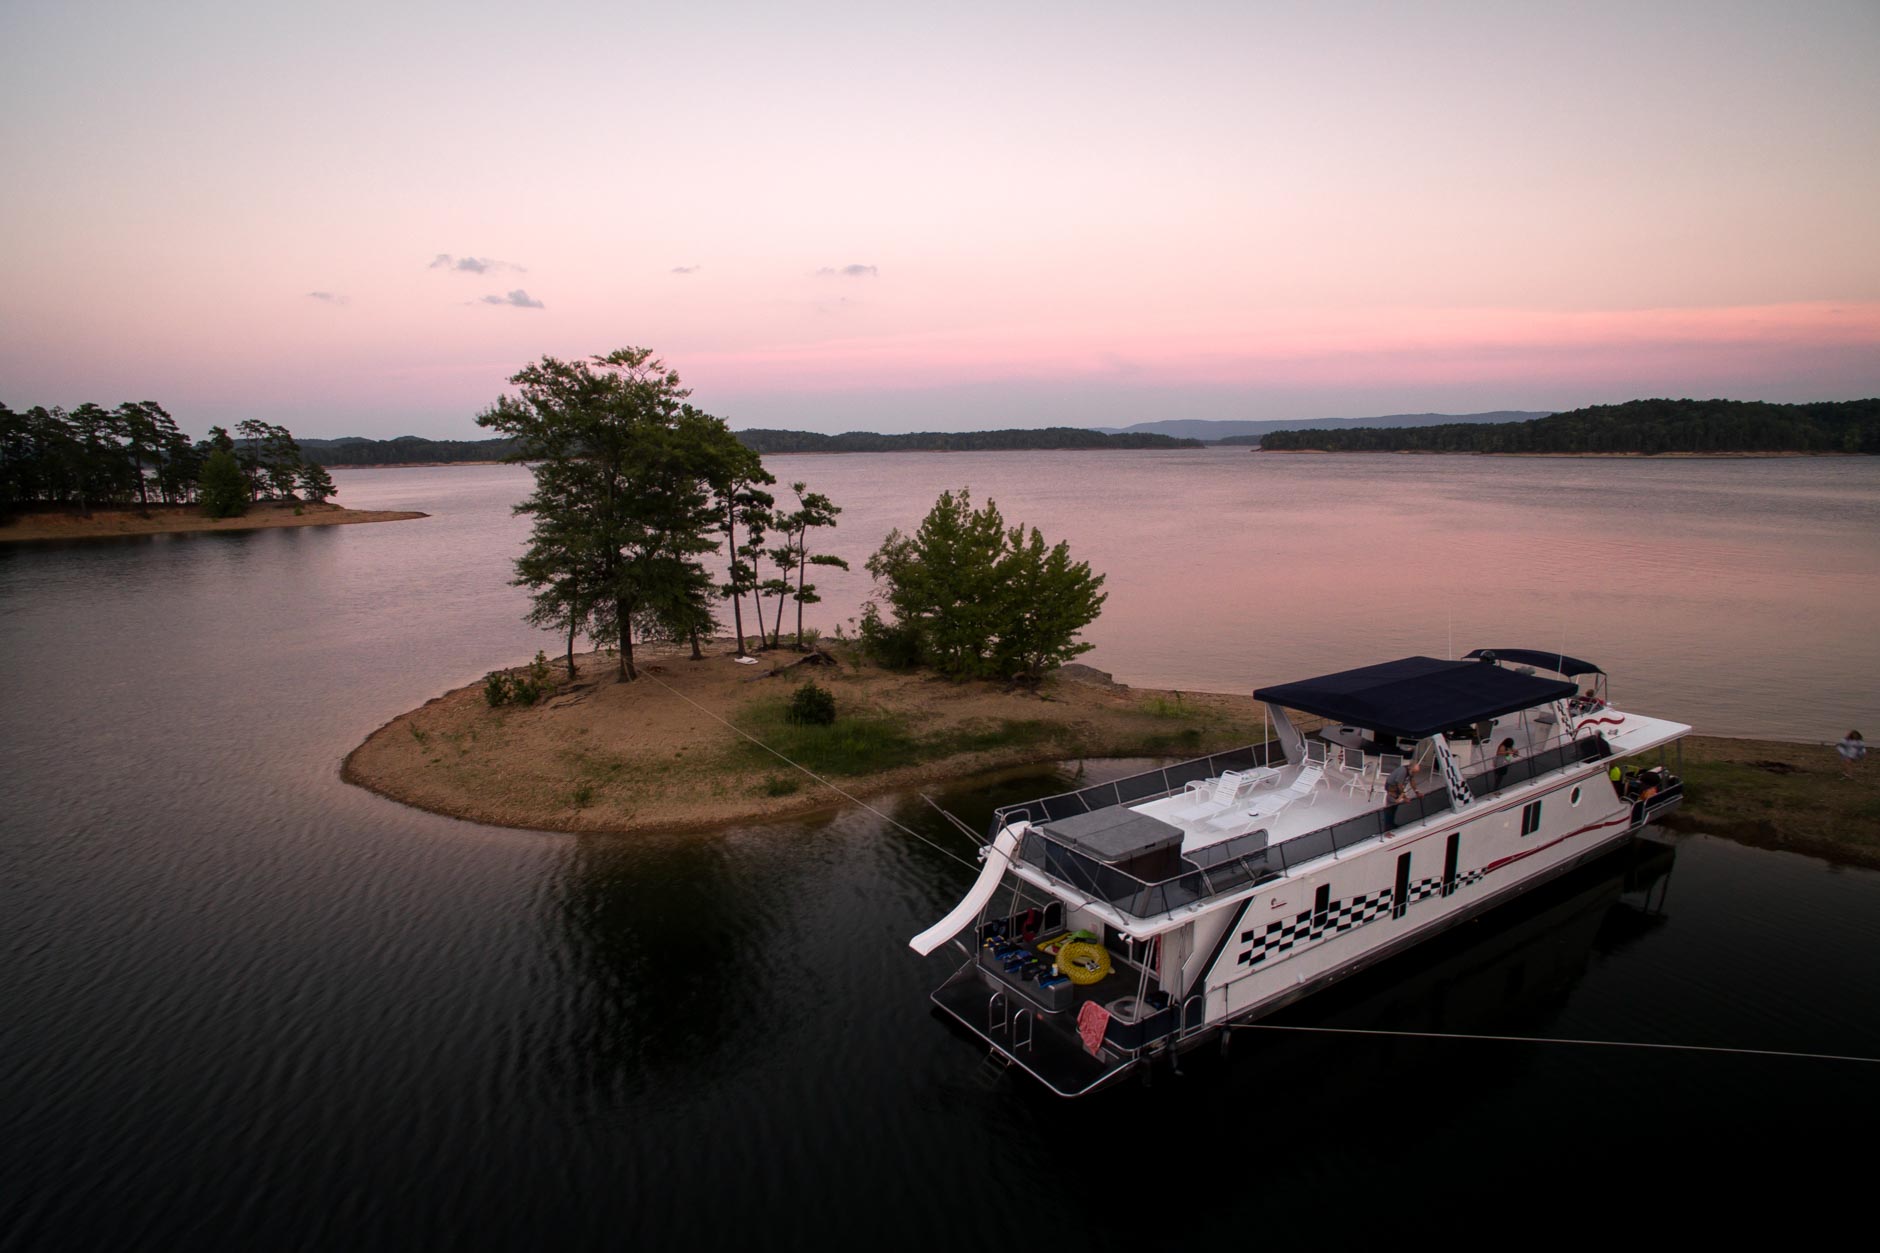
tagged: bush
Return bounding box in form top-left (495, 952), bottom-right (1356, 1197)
top-left (764, 774), bottom-right (802, 796)
top-left (857, 603), bottom-right (922, 670)
top-left (785, 682), bottom-right (837, 726)
top-left (487, 652), bottom-right (556, 707)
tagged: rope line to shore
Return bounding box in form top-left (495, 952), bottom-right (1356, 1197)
top-left (641, 669), bottom-right (983, 873)
top-left (1225, 1021), bottom-right (1880, 1065)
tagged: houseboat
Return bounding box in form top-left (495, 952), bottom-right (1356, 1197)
top-left (909, 649), bottom-right (1688, 1097)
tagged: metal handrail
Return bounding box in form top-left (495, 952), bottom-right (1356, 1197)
top-left (1009, 737), bottom-right (1609, 920)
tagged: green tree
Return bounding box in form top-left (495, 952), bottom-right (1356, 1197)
top-left (199, 448), bottom-right (248, 518)
top-left (297, 461), bottom-right (338, 502)
top-left (714, 463), bottom-right (776, 657)
top-left (864, 488), bottom-right (1106, 685)
top-left (778, 481), bottom-right (848, 649)
top-left (477, 347), bottom-right (752, 682)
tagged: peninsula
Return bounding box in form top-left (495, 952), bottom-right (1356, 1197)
top-left (343, 644), bottom-right (1877, 869)
top-left (1, 500), bottom-right (427, 543)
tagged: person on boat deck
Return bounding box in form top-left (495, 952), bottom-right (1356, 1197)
top-left (1495, 738), bottom-right (1518, 764)
top-left (1385, 761), bottom-right (1421, 802)
top-left (1838, 730), bottom-right (1866, 780)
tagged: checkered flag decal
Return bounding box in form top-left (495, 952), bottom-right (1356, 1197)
top-left (1234, 866), bottom-right (1489, 968)
top-left (1434, 738), bottom-right (1473, 809)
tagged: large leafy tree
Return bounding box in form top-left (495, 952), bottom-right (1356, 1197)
top-left (865, 488), bottom-right (1106, 685)
top-left (478, 347), bottom-right (752, 682)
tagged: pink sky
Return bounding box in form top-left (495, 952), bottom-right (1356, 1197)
top-left (2, 0), bottom-right (1876, 437)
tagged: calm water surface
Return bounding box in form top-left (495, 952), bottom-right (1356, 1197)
top-left (3, 452), bottom-right (1877, 1248)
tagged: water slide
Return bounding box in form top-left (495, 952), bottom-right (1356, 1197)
top-left (908, 827), bottom-right (1020, 956)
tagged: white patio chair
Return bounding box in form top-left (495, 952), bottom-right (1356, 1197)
top-left (1342, 754), bottom-right (1381, 798)
top-left (1304, 740), bottom-right (1330, 768)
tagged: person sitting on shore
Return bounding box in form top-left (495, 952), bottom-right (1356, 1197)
top-left (1838, 730), bottom-right (1866, 781)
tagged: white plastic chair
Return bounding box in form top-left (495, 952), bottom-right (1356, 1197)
top-left (1305, 740), bottom-right (1330, 768)
top-left (1342, 754), bottom-right (1381, 798)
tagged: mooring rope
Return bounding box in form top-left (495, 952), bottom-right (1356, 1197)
top-left (1225, 1021), bottom-right (1880, 1065)
top-left (640, 668), bottom-right (983, 874)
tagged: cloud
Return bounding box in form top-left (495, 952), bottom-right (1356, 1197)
top-left (430, 253), bottom-right (525, 274)
top-left (307, 291), bottom-right (348, 305)
top-left (817, 263), bottom-right (878, 278)
top-left (479, 289), bottom-right (545, 309)
top-left (671, 264), bottom-right (701, 275)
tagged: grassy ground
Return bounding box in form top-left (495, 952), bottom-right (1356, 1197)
top-left (1664, 736), bottom-right (1880, 869)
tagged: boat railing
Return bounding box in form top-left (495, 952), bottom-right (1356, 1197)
top-left (1006, 736), bottom-right (1610, 921)
top-left (1462, 735), bottom-right (1609, 800)
top-left (987, 742), bottom-right (1280, 840)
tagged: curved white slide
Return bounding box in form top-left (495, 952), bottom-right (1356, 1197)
top-left (908, 827), bottom-right (1020, 956)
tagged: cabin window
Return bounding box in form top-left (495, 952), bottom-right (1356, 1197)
top-left (1442, 832), bottom-right (1461, 897)
top-left (1570, 786), bottom-right (1582, 806)
top-left (1392, 853), bottom-right (1411, 919)
top-left (1520, 800), bottom-right (1543, 836)
top-left (1313, 884), bottom-right (1330, 927)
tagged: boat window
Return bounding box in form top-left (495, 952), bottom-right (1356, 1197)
top-left (1570, 786), bottom-right (1582, 806)
top-left (1520, 800), bottom-right (1543, 836)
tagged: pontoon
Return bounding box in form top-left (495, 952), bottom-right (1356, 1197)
top-left (909, 649), bottom-right (1687, 1096)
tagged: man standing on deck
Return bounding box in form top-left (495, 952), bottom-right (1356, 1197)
top-left (1385, 761), bottom-right (1421, 802)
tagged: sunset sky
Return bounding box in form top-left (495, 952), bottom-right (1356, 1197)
top-left (3, 0), bottom-right (1876, 438)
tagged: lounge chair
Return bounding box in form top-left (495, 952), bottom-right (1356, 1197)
top-left (1173, 770), bottom-right (1254, 823)
top-left (1210, 763), bottom-right (1326, 829)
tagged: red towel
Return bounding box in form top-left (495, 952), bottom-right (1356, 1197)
top-left (1077, 1001), bottom-right (1111, 1056)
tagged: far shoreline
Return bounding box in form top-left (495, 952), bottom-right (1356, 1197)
top-left (0, 500), bottom-right (429, 544)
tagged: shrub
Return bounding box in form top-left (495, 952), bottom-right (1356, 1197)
top-left (857, 603), bottom-right (922, 670)
top-left (785, 681), bottom-right (837, 726)
top-left (483, 672), bottom-right (515, 707)
top-left (764, 774), bottom-right (802, 797)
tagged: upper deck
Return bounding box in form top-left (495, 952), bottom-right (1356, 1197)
top-left (995, 697), bottom-right (1689, 936)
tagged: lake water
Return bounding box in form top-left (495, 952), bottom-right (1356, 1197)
top-left (3, 451), bottom-right (1878, 1248)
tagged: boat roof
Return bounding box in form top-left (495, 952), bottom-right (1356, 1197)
top-left (1253, 655), bottom-right (1578, 740)
top-left (1462, 647), bottom-right (1604, 677)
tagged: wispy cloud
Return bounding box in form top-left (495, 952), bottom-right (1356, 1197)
top-left (817, 263), bottom-right (878, 278)
top-left (307, 291), bottom-right (349, 305)
top-left (430, 253), bottom-right (525, 274)
top-left (670, 264), bottom-right (701, 275)
top-left (478, 289), bottom-right (545, 309)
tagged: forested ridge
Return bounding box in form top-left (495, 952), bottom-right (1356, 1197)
top-left (732, 427), bottom-right (1202, 452)
top-left (1257, 398), bottom-right (1880, 454)
top-left (301, 435), bottom-right (520, 465)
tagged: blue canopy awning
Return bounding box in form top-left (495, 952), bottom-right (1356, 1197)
top-left (1463, 648), bottom-right (1604, 678)
top-left (1255, 656), bottom-right (1579, 742)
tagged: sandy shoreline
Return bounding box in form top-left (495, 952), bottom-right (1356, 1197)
top-left (0, 501), bottom-right (428, 542)
top-left (342, 644), bottom-right (1876, 866)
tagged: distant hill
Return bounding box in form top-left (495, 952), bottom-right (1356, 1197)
top-left (1091, 412), bottom-right (1554, 442)
top-left (1255, 398), bottom-right (1880, 454)
top-left (731, 427), bottom-right (1203, 453)
top-left (301, 426), bottom-right (1201, 465)
top-left (300, 435), bottom-right (519, 465)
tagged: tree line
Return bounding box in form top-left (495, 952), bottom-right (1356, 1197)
top-left (1, 403), bottom-right (338, 518)
top-left (1256, 398), bottom-right (1880, 454)
top-left (483, 348), bottom-right (1109, 689)
top-left (733, 427), bottom-right (1202, 453)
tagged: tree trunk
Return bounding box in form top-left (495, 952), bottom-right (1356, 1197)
top-left (564, 613), bottom-right (578, 680)
top-left (770, 583), bottom-right (786, 651)
top-left (616, 595), bottom-right (636, 680)
top-left (688, 627), bottom-right (703, 661)
top-left (727, 504), bottom-right (747, 657)
top-left (796, 548), bottom-right (807, 648)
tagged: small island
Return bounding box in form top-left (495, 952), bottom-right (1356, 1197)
top-left (342, 643), bottom-right (1878, 869)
